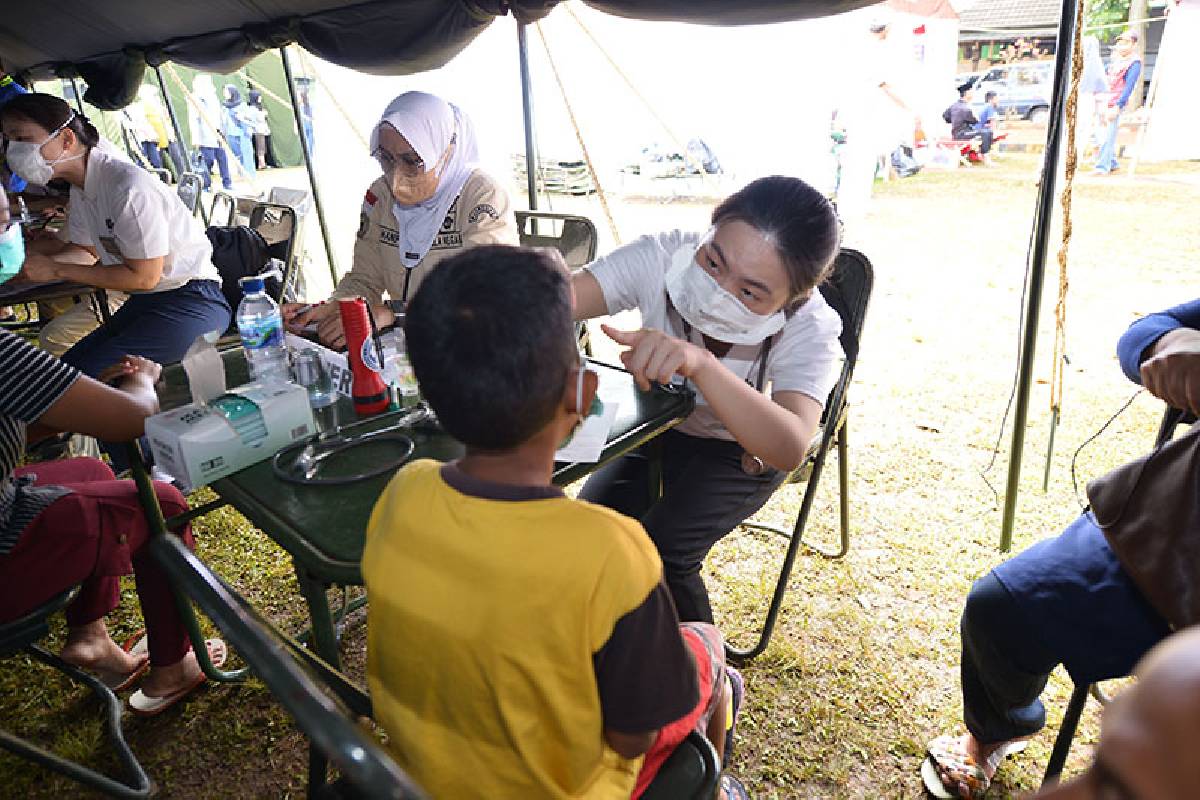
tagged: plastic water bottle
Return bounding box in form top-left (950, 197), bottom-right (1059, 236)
top-left (382, 328), bottom-right (420, 408)
top-left (236, 276), bottom-right (290, 384)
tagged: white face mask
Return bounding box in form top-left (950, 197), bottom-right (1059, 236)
top-left (664, 243), bottom-right (786, 345)
top-left (6, 116), bottom-right (82, 185)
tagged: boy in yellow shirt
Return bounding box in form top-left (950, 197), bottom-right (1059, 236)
top-left (362, 245), bottom-right (746, 799)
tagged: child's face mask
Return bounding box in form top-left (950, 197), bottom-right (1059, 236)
top-left (560, 363), bottom-right (603, 448)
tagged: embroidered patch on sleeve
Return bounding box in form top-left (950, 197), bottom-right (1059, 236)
top-left (357, 212), bottom-right (370, 239)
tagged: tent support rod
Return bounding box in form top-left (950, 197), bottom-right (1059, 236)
top-left (154, 66), bottom-right (187, 160)
top-left (517, 22), bottom-right (539, 211)
top-left (154, 66), bottom-right (208, 225)
top-left (999, 0), bottom-right (1079, 552)
top-left (69, 78), bottom-right (85, 114)
top-left (279, 46), bottom-right (339, 287)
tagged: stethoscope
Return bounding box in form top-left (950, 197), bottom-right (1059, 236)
top-left (271, 403), bottom-right (432, 486)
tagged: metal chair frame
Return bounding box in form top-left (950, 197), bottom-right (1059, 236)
top-left (0, 587), bottom-right (153, 798)
top-left (515, 210), bottom-right (599, 353)
top-left (726, 249), bottom-right (874, 664)
top-left (176, 171), bottom-right (204, 216)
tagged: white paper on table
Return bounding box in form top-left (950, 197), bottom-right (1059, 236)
top-left (555, 400), bottom-right (618, 463)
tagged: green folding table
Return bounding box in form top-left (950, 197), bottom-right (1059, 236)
top-left (138, 347), bottom-right (694, 671)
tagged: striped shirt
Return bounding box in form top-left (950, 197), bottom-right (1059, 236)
top-left (0, 331), bottom-right (81, 555)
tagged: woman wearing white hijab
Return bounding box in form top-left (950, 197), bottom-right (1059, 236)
top-left (283, 91), bottom-right (518, 349)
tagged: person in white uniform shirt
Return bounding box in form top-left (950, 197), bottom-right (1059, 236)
top-left (572, 176), bottom-right (844, 623)
top-left (283, 91), bottom-right (517, 349)
top-left (1, 92), bottom-right (231, 379)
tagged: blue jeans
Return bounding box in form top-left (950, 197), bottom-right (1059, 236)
top-left (198, 145), bottom-right (233, 190)
top-left (960, 514), bottom-right (1169, 744)
top-left (61, 280), bottom-right (231, 470)
top-left (139, 141), bottom-right (163, 170)
top-left (1094, 114), bottom-right (1121, 173)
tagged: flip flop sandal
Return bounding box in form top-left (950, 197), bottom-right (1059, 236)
top-left (723, 665), bottom-right (745, 768)
top-left (128, 639), bottom-right (226, 717)
top-left (922, 734), bottom-right (1029, 799)
top-left (720, 774), bottom-right (750, 800)
top-left (93, 629), bottom-right (150, 692)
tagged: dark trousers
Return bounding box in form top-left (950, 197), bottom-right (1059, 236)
top-left (0, 458), bottom-right (193, 667)
top-left (960, 515), bottom-right (1170, 744)
top-left (978, 128), bottom-right (995, 155)
top-left (139, 140), bottom-right (163, 170)
top-left (61, 280), bottom-right (231, 470)
top-left (198, 145), bottom-right (232, 190)
top-left (580, 429), bottom-right (785, 623)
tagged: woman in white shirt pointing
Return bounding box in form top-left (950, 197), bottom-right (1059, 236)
top-left (572, 176), bottom-right (843, 624)
top-left (1, 93), bottom-right (231, 379)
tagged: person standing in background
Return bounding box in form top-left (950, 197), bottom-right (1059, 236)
top-left (297, 81), bottom-right (315, 155)
top-left (835, 17), bottom-right (916, 228)
top-left (122, 98), bottom-right (162, 170)
top-left (245, 89), bottom-right (278, 169)
top-left (1092, 30), bottom-right (1142, 176)
top-left (136, 84), bottom-right (186, 180)
top-left (188, 74), bottom-right (232, 191)
top-left (1077, 36), bottom-right (1108, 160)
top-left (221, 85), bottom-right (255, 181)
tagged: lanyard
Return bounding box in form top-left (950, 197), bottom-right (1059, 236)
top-left (674, 309), bottom-right (774, 394)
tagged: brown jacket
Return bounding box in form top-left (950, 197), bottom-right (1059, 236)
top-left (333, 168), bottom-right (519, 305)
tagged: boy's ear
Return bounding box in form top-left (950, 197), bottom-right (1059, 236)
top-left (563, 365), bottom-right (600, 415)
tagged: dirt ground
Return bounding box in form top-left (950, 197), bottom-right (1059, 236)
top-left (1, 152), bottom-right (1197, 798)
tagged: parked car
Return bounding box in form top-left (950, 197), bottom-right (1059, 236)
top-left (972, 61), bottom-right (1055, 123)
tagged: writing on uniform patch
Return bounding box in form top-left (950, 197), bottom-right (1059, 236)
top-left (379, 226), bottom-right (400, 247)
top-left (431, 232), bottom-right (463, 250)
top-left (468, 204), bottom-right (499, 224)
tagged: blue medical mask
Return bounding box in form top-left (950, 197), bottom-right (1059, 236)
top-left (0, 222), bottom-right (22, 284)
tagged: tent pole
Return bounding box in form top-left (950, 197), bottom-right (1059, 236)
top-left (999, 0), bottom-right (1079, 552)
top-left (69, 77), bottom-right (85, 114)
top-left (517, 21), bottom-right (539, 211)
top-left (279, 45), bottom-right (339, 287)
top-left (154, 66), bottom-right (187, 161)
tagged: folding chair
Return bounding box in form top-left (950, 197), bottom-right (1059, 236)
top-left (726, 248), bottom-right (874, 664)
top-left (209, 191), bottom-right (239, 227)
top-left (176, 171), bottom-right (204, 216)
top-left (148, 533), bottom-right (425, 800)
top-left (1040, 404), bottom-right (1195, 786)
top-left (0, 587), bottom-right (152, 798)
top-left (642, 730), bottom-right (721, 800)
top-left (249, 201), bottom-right (302, 301)
top-left (514, 210), bottom-right (599, 352)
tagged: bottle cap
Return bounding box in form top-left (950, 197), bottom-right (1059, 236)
top-left (240, 276), bottom-right (265, 293)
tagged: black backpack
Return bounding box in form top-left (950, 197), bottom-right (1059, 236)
top-left (206, 225), bottom-right (279, 332)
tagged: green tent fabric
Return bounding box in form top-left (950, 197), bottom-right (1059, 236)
top-left (0, 0), bottom-right (877, 110)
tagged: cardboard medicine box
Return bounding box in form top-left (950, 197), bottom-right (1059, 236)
top-left (146, 382), bottom-right (315, 492)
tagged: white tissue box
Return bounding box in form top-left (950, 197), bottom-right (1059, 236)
top-left (145, 382), bottom-right (315, 492)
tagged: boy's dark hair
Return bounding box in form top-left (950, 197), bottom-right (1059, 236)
top-left (711, 175), bottom-right (839, 303)
top-left (0, 92), bottom-right (100, 149)
top-left (404, 245), bottom-right (577, 452)
top-left (985, 91), bottom-right (998, 101)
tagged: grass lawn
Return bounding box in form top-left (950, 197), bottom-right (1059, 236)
top-left (1, 153), bottom-right (1197, 798)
